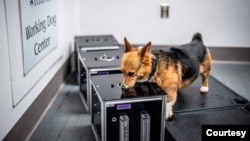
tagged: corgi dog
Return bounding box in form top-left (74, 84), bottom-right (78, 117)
top-left (120, 33), bottom-right (212, 120)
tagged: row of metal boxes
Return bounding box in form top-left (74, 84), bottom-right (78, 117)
top-left (75, 35), bottom-right (166, 141)
top-left (75, 35), bottom-right (250, 141)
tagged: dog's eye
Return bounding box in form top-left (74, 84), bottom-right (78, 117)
top-left (128, 72), bottom-right (134, 77)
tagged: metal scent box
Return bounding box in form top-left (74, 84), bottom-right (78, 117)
top-left (75, 35), bottom-right (120, 83)
top-left (75, 35), bottom-right (121, 112)
top-left (78, 48), bottom-right (122, 112)
top-left (91, 73), bottom-right (166, 141)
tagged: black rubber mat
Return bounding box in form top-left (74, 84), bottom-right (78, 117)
top-left (173, 76), bottom-right (249, 112)
top-left (166, 75), bottom-right (250, 141)
top-left (165, 106), bottom-right (250, 141)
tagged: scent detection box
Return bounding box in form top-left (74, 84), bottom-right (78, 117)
top-left (91, 73), bottom-right (166, 141)
top-left (78, 48), bottom-right (122, 112)
top-left (76, 35), bottom-right (121, 112)
top-left (75, 35), bottom-right (120, 83)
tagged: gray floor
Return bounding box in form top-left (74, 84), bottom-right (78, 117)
top-left (28, 62), bottom-right (250, 141)
top-left (28, 75), bottom-right (95, 141)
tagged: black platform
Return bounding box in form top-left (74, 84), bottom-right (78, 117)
top-left (173, 76), bottom-right (249, 112)
top-left (166, 75), bottom-right (250, 141)
top-left (165, 106), bottom-right (250, 141)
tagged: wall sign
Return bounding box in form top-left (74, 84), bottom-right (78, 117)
top-left (20, 0), bottom-right (57, 74)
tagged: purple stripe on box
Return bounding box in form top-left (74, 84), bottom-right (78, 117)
top-left (117, 104), bottom-right (131, 110)
top-left (97, 71), bottom-right (109, 75)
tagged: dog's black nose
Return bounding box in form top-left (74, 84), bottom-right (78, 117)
top-left (118, 83), bottom-right (128, 89)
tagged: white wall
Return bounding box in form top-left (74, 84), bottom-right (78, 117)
top-left (0, 0), bottom-right (79, 140)
top-left (79, 0), bottom-right (250, 47)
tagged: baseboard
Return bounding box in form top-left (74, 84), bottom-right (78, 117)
top-left (208, 47), bottom-right (250, 62)
top-left (3, 53), bottom-right (75, 141)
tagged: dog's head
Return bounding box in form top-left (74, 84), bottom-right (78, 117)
top-left (120, 37), bottom-right (152, 88)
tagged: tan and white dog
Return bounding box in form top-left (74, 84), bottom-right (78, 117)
top-left (120, 33), bottom-right (212, 120)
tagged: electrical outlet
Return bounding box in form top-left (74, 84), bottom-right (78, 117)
top-left (161, 3), bottom-right (169, 18)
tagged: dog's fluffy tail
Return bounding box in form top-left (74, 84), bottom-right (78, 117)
top-left (192, 32), bottom-right (203, 42)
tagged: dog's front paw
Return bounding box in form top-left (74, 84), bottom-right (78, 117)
top-left (200, 86), bottom-right (209, 93)
top-left (166, 103), bottom-right (173, 120)
top-left (166, 113), bottom-right (175, 121)
top-left (166, 111), bottom-right (173, 120)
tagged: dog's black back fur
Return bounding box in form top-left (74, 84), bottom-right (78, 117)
top-left (152, 33), bottom-right (206, 80)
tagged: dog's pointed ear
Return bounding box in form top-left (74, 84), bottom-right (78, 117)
top-left (139, 41), bottom-right (151, 58)
top-left (124, 37), bottom-right (133, 52)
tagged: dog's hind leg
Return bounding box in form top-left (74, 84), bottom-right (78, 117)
top-left (200, 48), bottom-right (212, 93)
